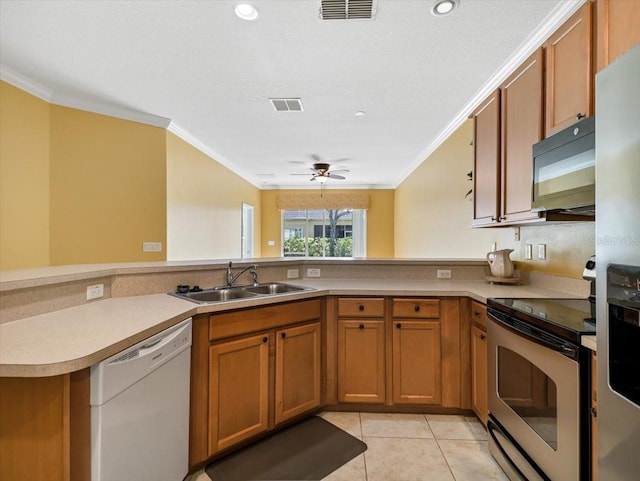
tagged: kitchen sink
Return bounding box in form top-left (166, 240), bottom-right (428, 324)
top-left (243, 282), bottom-right (308, 295)
top-left (170, 282), bottom-right (311, 304)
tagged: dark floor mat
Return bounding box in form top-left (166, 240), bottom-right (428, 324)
top-left (205, 416), bottom-right (367, 481)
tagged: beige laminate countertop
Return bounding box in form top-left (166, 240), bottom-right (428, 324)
top-left (0, 279), bottom-right (584, 377)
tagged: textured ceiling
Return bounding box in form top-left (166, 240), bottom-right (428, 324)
top-left (0, 0), bottom-right (583, 189)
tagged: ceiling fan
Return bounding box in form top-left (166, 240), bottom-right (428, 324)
top-left (291, 155), bottom-right (350, 183)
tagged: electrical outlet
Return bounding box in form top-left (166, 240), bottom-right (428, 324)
top-left (525, 244), bottom-right (533, 260)
top-left (267, 240), bottom-right (275, 246)
top-left (437, 269), bottom-right (452, 279)
top-left (514, 227), bottom-right (520, 241)
top-left (538, 244), bottom-right (546, 260)
top-left (143, 242), bottom-right (162, 252)
top-left (287, 269), bottom-right (299, 279)
top-left (307, 268), bottom-right (321, 278)
top-left (491, 242), bottom-right (497, 252)
top-left (87, 284), bottom-right (104, 300)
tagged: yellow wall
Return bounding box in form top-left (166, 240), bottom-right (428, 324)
top-left (166, 133), bottom-right (261, 260)
top-left (0, 82), bottom-right (51, 270)
top-left (49, 105), bottom-right (167, 265)
top-left (395, 119), bottom-right (595, 278)
top-left (260, 189), bottom-right (394, 258)
top-left (395, 120), bottom-right (497, 258)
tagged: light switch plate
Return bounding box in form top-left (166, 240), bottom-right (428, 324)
top-left (143, 242), bottom-right (162, 252)
top-left (525, 244), bottom-right (533, 260)
top-left (437, 269), bottom-right (452, 279)
top-left (287, 269), bottom-right (299, 279)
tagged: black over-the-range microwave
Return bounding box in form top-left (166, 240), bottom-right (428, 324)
top-left (532, 116), bottom-right (595, 213)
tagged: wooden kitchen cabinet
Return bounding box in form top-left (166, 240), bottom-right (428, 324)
top-left (189, 299), bottom-right (322, 466)
top-left (274, 322), bottom-right (321, 425)
top-left (208, 333), bottom-right (271, 454)
top-left (471, 90), bottom-right (501, 226)
top-left (0, 371), bottom-right (90, 481)
top-left (544, 3), bottom-right (594, 136)
top-left (470, 301), bottom-right (488, 425)
top-left (471, 49), bottom-right (544, 226)
top-left (500, 48), bottom-right (544, 224)
top-left (392, 298), bottom-right (442, 405)
top-left (596, 0), bottom-right (640, 72)
top-left (337, 319), bottom-right (386, 404)
top-left (392, 320), bottom-right (441, 405)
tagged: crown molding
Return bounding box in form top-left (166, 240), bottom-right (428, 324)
top-left (166, 122), bottom-right (261, 189)
top-left (395, 0), bottom-right (586, 188)
top-left (0, 64), bottom-right (53, 101)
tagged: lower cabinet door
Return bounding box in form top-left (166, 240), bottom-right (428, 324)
top-left (392, 320), bottom-right (442, 404)
top-left (471, 324), bottom-right (488, 424)
top-left (208, 333), bottom-right (270, 455)
top-left (274, 322), bottom-right (321, 425)
top-left (337, 320), bottom-right (386, 403)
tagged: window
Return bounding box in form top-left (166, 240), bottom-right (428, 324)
top-left (282, 209), bottom-right (366, 257)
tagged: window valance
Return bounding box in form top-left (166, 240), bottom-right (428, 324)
top-left (276, 192), bottom-right (370, 210)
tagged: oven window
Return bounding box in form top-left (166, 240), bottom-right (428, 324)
top-left (497, 346), bottom-right (558, 449)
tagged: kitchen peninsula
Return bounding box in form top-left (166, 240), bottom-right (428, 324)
top-left (0, 258), bottom-right (591, 480)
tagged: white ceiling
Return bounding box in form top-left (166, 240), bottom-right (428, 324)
top-left (0, 0), bottom-right (583, 189)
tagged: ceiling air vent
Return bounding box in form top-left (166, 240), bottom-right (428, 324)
top-left (320, 0), bottom-right (377, 20)
top-left (270, 98), bottom-right (304, 112)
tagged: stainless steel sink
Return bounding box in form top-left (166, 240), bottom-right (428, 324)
top-left (180, 287), bottom-right (257, 303)
top-left (170, 282), bottom-right (311, 304)
top-left (243, 282), bottom-right (308, 295)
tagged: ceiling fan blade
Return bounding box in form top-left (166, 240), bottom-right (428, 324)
top-left (329, 158), bottom-right (351, 164)
top-left (310, 176), bottom-right (317, 181)
top-left (329, 169), bottom-right (350, 174)
top-left (328, 174), bottom-right (346, 180)
top-left (310, 154), bottom-right (323, 162)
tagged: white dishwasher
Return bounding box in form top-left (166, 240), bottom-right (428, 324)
top-left (90, 318), bottom-right (192, 481)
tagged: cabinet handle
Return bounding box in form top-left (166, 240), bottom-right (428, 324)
top-left (480, 334), bottom-right (486, 340)
top-left (491, 216), bottom-right (497, 222)
top-left (397, 323), bottom-right (402, 329)
top-left (499, 216), bottom-right (506, 221)
top-left (281, 332), bottom-right (286, 339)
top-left (576, 113), bottom-right (585, 120)
top-left (359, 324), bottom-right (365, 330)
top-left (414, 305), bottom-right (420, 312)
top-left (474, 311), bottom-right (480, 316)
top-left (358, 304), bottom-right (365, 312)
top-left (262, 337), bottom-right (268, 343)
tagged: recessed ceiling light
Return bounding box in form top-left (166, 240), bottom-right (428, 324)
top-left (355, 111), bottom-right (366, 117)
top-left (431, 0), bottom-right (458, 16)
top-left (235, 4), bottom-right (258, 21)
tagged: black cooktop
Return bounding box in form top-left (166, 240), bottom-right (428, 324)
top-left (487, 298), bottom-right (596, 343)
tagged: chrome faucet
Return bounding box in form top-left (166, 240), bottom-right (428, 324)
top-left (226, 261), bottom-right (258, 286)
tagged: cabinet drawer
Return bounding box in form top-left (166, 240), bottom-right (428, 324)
top-left (392, 298), bottom-right (440, 318)
top-left (209, 299), bottom-right (321, 341)
top-left (470, 301), bottom-right (488, 330)
top-left (338, 298), bottom-right (385, 318)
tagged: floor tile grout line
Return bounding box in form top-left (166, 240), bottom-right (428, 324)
top-left (359, 412), bottom-right (370, 481)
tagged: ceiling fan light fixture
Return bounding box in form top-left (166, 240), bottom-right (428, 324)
top-left (315, 175), bottom-right (328, 184)
top-left (235, 4), bottom-right (259, 20)
top-left (431, 0), bottom-right (458, 16)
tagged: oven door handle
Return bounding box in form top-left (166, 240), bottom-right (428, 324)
top-left (488, 309), bottom-right (579, 360)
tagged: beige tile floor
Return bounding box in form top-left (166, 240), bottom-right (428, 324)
top-left (188, 412), bottom-right (508, 481)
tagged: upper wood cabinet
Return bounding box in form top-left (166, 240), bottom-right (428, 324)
top-left (500, 48), bottom-right (545, 223)
top-left (544, 3), bottom-right (594, 136)
top-left (471, 90), bottom-right (501, 226)
top-left (471, 49), bottom-right (544, 226)
top-left (596, 0), bottom-right (640, 72)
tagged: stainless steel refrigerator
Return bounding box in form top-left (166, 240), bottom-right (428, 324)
top-left (595, 43), bottom-right (640, 480)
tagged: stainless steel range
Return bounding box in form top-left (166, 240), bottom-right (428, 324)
top-left (486, 297), bottom-right (595, 481)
